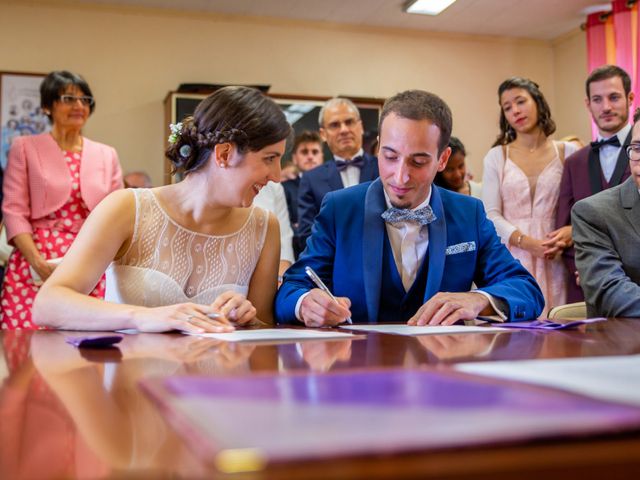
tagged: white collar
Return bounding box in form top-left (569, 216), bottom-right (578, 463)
top-left (333, 148), bottom-right (364, 163)
top-left (597, 123), bottom-right (631, 143)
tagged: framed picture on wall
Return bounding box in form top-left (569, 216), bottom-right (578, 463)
top-left (272, 94), bottom-right (382, 162)
top-left (0, 71), bottom-right (50, 170)
top-left (164, 90), bottom-right (383, 184)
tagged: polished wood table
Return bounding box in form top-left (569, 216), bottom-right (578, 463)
top-left (1, 320), bottom-right (640, 479)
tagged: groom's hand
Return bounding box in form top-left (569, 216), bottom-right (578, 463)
top-left (299, 289), bottom-right (352, 327)
top-left (408, 292), bottom-right (491, 326)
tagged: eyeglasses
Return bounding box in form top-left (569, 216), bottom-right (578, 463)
top-left (323, 118), bottom-right (359, 132)
top-left (625, 144), bottom-right (640, 162)
top-left (58, 95), bottom-right (95, 107)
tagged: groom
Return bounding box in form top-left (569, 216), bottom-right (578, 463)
top-left (275, 90), bottom-right (543, 326)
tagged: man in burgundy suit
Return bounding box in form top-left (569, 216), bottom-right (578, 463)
top-left (548, 65), bottom-right (633, 302)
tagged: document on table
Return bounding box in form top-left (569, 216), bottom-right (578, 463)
top-left (340, 324), bottom-right (507, 336)
top-left (456, 354), bottom-right (640, 407)
top-left (188, 328), bottom-right (355, 342)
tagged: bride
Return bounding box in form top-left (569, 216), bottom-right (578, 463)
top-left (34, 86), bottom-right (291, 333)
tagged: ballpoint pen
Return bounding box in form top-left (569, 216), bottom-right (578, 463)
top-left (305, 266), bottom-right (353, 325)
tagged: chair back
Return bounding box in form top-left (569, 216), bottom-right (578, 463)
top-left (547, 302), bottom-right (587, 320)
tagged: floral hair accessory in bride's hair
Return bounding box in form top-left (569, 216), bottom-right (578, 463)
top-left (179, 144), bottom-right (192, 158)
top-left (168, 122), bottom-right (183, 144)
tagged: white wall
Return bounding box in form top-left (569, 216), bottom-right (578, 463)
top-left (0, 1), bottom-right (589, 183)
top-left (552, 28), bottom-right (591, 144)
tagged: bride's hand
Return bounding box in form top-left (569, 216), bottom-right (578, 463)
top-left (211, 291), bottom-right (257, 327)
top-left (132, 302), bottom-right (235, 333)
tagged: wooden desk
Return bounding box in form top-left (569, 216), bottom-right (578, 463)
top-left (1, 320), bottom-right (640, 479)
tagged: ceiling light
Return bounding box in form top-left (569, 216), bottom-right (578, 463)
top-left (404, 0), bottom-right (457, 16)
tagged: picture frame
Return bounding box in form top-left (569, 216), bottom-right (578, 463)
top-left (164, 90), bottom-right (383, 184)
top-left (272, 93), bottom-right (382, 160)
top-left (0, 71), bottom-right (50, 170)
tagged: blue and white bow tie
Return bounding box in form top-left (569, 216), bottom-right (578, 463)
top-left (381, 205), bottom-right (437, 226)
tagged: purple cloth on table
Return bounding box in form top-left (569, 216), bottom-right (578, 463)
top-left (65, 335), bottom-right (123, 348)
top-left (141, 369), bottom-right (640, 464)
top-left (498, 318), bottom-right (606, 331)
top-left (164, 367), bottom-right (626, 413)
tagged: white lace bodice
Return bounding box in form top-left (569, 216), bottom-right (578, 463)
top-left (104, 189), bottom-right (269, 307)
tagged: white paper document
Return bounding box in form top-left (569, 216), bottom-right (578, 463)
top-left (189, 328), bottom-right (355, 342)
top-left (340, 324), bottom-right (507, 336)
top-left (456, 355), bottom-right (640, 407)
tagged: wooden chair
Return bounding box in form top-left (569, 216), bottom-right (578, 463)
top-left (547, 302), bottom-right (587, 320)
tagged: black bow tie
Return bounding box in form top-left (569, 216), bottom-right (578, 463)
top-left (590, 136), bottom-right (621, 150)
top-left (335, 156), bottom-right (365, 172)
top-left (381, 205), bottom-right (437, 226)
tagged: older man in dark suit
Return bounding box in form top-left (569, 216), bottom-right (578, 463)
top-left (296, 98), bottom-right (379, 249)
top-left (548, 65), bottom-right (633, 302)
top-left (572, 109), bottom-right (640, 318)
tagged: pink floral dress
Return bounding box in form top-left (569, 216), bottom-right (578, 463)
top-left (0, 150), bottom-right (106, 330)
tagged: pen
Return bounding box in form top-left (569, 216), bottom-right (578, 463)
top-left (304, 266), bottom-right (352, 325)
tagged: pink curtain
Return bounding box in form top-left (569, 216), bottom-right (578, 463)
top-left (587, 12), bottom-right (610, 73)
top-left (613, 0), bottom-right (637, 111)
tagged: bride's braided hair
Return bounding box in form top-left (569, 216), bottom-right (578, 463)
top-left (166, 86), bottom-right (291, 174)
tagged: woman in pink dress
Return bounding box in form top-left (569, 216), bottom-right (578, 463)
top-left (1, 71), bottom-right (123, 329)
top-left (482, 77), bottom-right (577, 315)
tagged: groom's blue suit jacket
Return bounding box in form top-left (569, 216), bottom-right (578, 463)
top-left (275, 179), bottom-right (544, 324)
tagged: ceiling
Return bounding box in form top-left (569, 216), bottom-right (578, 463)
top-left (72, 0), bottom-right (609, 40)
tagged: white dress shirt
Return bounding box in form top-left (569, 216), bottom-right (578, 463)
top-left (383, 191), bottom-right (431, 291)
top-left (252, 181), bottom-right (295, 264)
top-left (384, 189), bottom-right (506, 319)
top-left (334, 148), bottom-right (365, 188)
top-left (597, 123), bottom-right (631, 183)
top-left (295, 186), bottom-right (507, 321)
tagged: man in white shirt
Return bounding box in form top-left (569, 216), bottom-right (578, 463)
top-left (553, 65), bottom-right (634, 303)
top-left (296, 98), bottom-right (379, 247)
top-left (276, 90), bottom-right (543, 326)
top-left (253, 181), bottom-right (295, 280)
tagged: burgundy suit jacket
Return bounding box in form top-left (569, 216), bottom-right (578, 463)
top-left (556, 142), bottom-right (631, 229)
top-left (555, 137), bottom-right (631, 302)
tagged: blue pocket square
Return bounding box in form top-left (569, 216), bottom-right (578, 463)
top-left (445, 241), bottom-right (476, 255)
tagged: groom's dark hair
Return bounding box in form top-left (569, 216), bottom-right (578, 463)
top-left (379, 90), bottom-right (452, 154)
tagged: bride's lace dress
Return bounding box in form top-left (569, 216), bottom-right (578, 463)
top-left (104, 189), bottom-right (268, 306)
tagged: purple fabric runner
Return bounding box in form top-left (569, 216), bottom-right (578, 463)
top-left (65, 335), bottom-right (123, 348)
top-left (163, 368), bottom-right (636, 414)
top-left (143, 368), bottom-right (640, 463)
top-left (498, 318), bottom-right (606, 330)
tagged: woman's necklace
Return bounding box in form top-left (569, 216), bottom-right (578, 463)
top-left (514, 132), bottom-right (546, 153)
